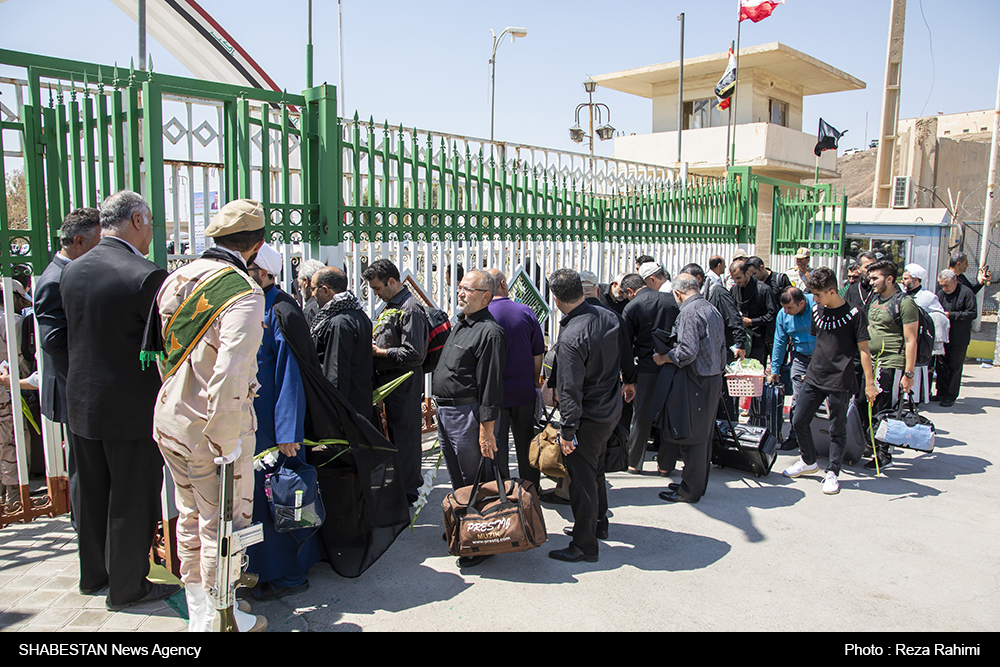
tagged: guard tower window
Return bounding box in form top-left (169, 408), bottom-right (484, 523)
top-left (769, 99), bottom-right (789, 127)
top-left (683, 99), bottom-right (724, 130)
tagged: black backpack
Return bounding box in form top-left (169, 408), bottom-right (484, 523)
top-left (888, 291), bottom-right (935, 366)
top-left (422, 306), bottom-right (452, 373)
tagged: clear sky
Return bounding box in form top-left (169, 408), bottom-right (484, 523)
top-left (2, 0), bottom-right (998, 158)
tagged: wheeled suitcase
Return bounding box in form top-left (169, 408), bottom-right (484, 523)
top-left (711, 421), bottom-right (777, 477)
top-left (749, 381), bottom-right (785, 441)
top-left (844, 399), bottom-right (872, 462)
top-left (811, 410), bottom-right (864, 465)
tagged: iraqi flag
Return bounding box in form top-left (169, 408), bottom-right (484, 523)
top-left (814, 118), bottom-right (845, 157)
top-left (715, 48), bottom-right (737, 111)
top-left (740, 0), bottom-right (785, 23)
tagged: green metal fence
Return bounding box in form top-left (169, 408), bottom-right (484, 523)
top-left (1, 47), bottom-right (848, 281)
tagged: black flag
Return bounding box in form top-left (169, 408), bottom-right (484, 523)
top-left (814, 118), bottom-right (845, 156)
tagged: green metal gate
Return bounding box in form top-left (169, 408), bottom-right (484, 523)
top-left (0, 48), bottom-right (333, 278)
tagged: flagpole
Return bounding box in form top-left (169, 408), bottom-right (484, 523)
top-left (725, 39), bottom-right (734, 170)
top-left (730, 1), bottom-right (742, 168)
top-left (677, 12), bottom-right (685, 165)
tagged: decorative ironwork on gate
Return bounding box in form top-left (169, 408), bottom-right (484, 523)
top-left (768, 175), bottom-right (847, 258)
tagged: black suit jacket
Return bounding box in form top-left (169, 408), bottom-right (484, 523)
top-left (34, 253), bottom-right (71, 423)
top-left (60, 237), bottom-right (168, 440)
top-left (622, 288), bottom-right (680, 374)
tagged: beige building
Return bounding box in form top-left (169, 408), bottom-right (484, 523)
top-left (894, 110), bottom-right (992, 225)
top-left (593, 42), bottom-right (866, 258)
top-left (594, 42), bottom-right (864, 180)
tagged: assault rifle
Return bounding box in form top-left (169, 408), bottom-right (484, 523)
top-left (210, 458), bottom-right (264, 632)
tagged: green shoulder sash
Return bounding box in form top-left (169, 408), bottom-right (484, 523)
top-left (160, 267), bottom-right (256, 380)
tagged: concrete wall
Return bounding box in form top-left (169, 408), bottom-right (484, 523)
top-left (746, 69), bottom-right (804, 131)
top-left (649, 68), bottom-right (806, 134)
top-left (612, 122), bottom-right (837, 176)
top-left (894, 112), bottom-right (991, 239)
top-left (898, 110), bottom-right (992, 139)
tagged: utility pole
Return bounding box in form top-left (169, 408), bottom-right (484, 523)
top-left (306, 0), bottom-right (313, 88)
top-left (677, 12), bottom-right (684, 165)
top-left (138, 0), bottom-right (147, 71)
top-left (872, 0), bottom-right (906, 208)
top-left (981, 59), bottom-right (999, 342)
top-left (338, 0), bottom-right (345, 118)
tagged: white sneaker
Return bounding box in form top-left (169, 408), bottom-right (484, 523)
top-left (822, 471), bottom-right (840, 495)
top-left (782, 459), bottom-right (819, 478)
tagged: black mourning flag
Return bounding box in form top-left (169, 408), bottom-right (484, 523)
top-left (814, 118), bottom-right (845, 157)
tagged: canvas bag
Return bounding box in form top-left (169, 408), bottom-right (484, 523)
top-left (265, 456), bottom-right (326, 536)
top-left (874, 393), bottom-right (936, 453)
top-left (441, 457), bottom-right (547, 558)
top-left (528, 421), bottom-right (567, 478)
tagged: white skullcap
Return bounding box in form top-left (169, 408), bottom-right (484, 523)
top-left (254, 243), bottom-right (283, 277)
top-left (904, 263), bottom-right (927, 283)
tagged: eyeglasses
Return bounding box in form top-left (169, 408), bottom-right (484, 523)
top-left (457, 285), bottom-right (488, 295)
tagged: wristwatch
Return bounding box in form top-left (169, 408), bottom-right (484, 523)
top-left (904, 371), bottom-right (914, 379)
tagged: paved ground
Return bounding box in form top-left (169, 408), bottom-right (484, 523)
top-left (1, 364), bottom-right (998, 633)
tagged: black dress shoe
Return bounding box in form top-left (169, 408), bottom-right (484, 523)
top-left (939, 399), bottom-right (955, 408)
top-left (456, 554), bottom-right (493, 569)
top-left (658, 490), bottom-right (696, 504)
top-left (80, 583), bottom-right (108, 596)
top-left (562, 525), bottom-right (609, 540)
top-left (106, 583), bottom-right (181, 611)
top-left (539, 490), bottom-right (572, 505)
top-left (667, 482), bottom-right (680, 491)
top-left (548, 544), bottom-right (598, 563)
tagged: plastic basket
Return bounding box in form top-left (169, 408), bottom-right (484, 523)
top-left (726, 373), bottom-right (765, 398)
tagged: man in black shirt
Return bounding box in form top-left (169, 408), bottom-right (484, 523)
top-left (782, 267), bottom-right (878, 495)
top-left (935, 269), bottom-right (977, 407)
top-left (547, 269), bottom-right (622, 563)
top-left (948, 251), bottom-right (991, 300)
top-left (598, 274), bottom-right (629, 316)
top-left (621, 273), bottom-right (680, 473)
top-left (844, 251), bottom-right (878, 312)
top-left (729, 259), bottom-right (776, 367)
top-left (364, 259), bottom-right (429, 505)
top-left (745, 256), bottom-right (791, 302)
top-left (431, 269), bottom-right (507, 569)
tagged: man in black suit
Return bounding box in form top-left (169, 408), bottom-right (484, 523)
top-left (60, 191), bottom-right (176, 611)
top-left (935, 269), bottom-right (978, 407)
top-left (33, 208), bottom-right (101, 528)
top-left (620, 272), bottom-right (680, 474)
top-left (729, 259), bottom-right (776, 367)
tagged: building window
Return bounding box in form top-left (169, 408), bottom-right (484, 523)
top-left (846, 236), bottom-right (909, 269)
top-left (769, 99), bottom-right (789, 127)
top-left (683, 98), bottom-right (725, 130)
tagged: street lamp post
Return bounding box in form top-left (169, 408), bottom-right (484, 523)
top-left (569, 78), bottom-right (615, 161)
top-left (489, 26), bottom-right (528, 143)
